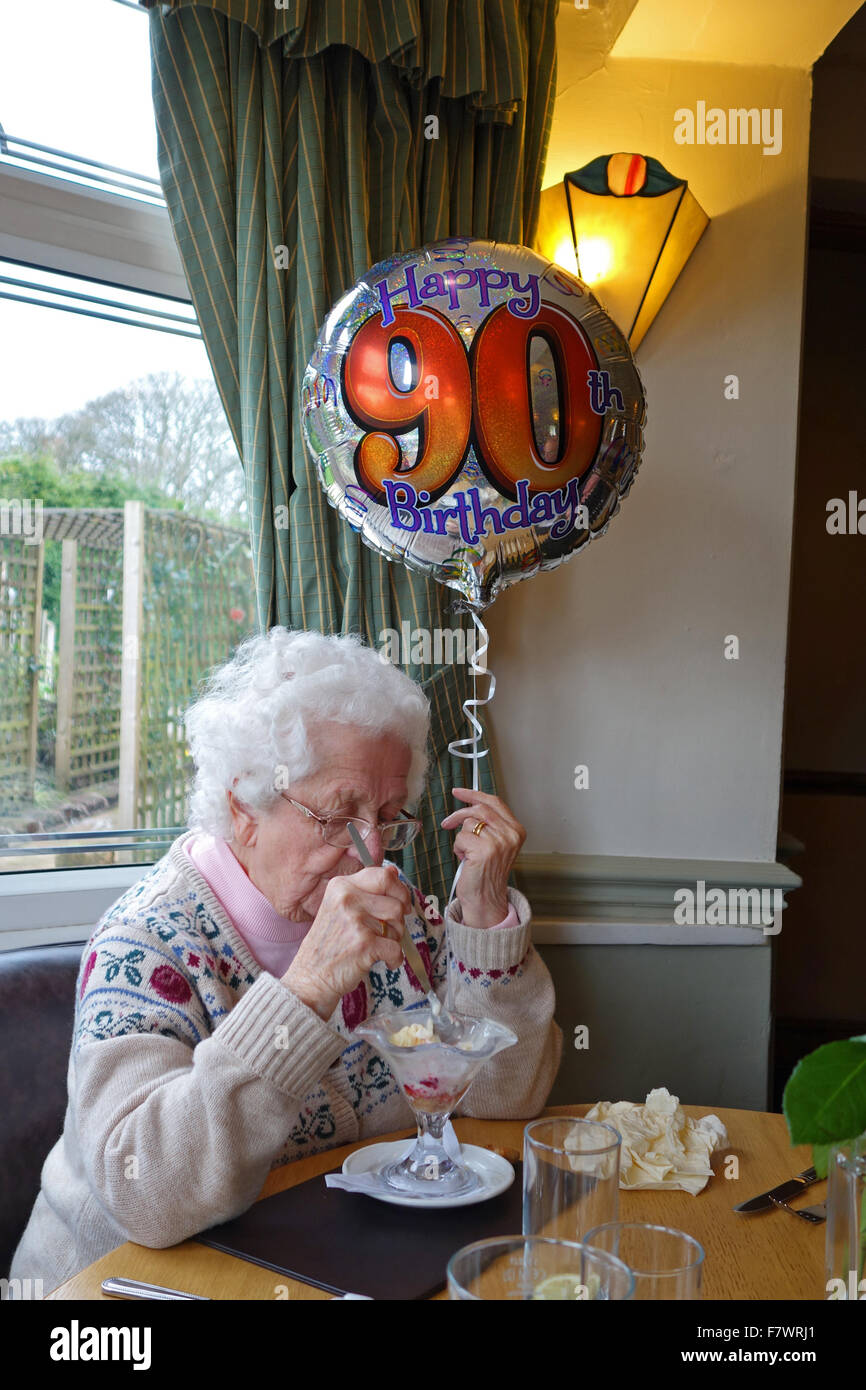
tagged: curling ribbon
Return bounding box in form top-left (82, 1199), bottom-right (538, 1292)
top-left (446, 611), bottom-right (495, 928)
top-left (447, 610), bottom-right (495, 794)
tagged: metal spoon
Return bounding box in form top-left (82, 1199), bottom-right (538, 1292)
top-left (347, 822), bottom-right (458, 1038)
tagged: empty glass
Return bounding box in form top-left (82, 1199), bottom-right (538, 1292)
top-left (582, 1221), bottom-right (705, 1299)
top-left (825, 1133), bottom-right (866, 1300)
top-left (523, 1117), bottom-right (621, 1240)
top-left (447, 1235), bottom-right (635, 1300)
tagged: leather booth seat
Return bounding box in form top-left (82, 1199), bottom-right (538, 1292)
top-left (0, 943), bottom-right (86, 1277)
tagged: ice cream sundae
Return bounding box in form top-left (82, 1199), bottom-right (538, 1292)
top-left (353, 1003), bottom-right (518, 1196)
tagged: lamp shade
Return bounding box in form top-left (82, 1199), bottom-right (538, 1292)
top-left (534, 154), bottom-right (709, 351)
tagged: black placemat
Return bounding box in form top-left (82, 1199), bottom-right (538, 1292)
top-left (198, 1157), bottom-right (524, 1300)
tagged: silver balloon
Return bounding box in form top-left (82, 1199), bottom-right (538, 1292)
top-left (301, 237), bottom-right (646, 610)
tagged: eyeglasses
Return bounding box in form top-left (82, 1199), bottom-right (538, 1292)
top-left (279, 794), bottom-right (422, 851)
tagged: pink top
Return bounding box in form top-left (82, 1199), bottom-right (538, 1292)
top-left (183, 833), bottom-right (517, 978)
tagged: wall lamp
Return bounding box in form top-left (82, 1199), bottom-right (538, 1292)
top-left (534, 153), bottom-right (709, 351)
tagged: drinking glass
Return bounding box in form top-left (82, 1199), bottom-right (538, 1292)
top-left (825, 1132), bottom-right (866, 1300)
top-left (447, 1235), bottom-right (635, 1300)
top-left (523, 1117), bottom-right (621, 1239)
top-left (583, 1221), bottom-right (705, 1299)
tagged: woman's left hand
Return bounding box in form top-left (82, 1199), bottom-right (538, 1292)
top-left (441, 788), bottom-right (526, 929)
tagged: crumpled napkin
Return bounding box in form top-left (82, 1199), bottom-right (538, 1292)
top-left (324, 1120), bottom-right (463, 1195)
top-left (578, 1087), bottom-right (728, 1195)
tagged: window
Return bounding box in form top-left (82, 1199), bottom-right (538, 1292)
top-left (0, 2), bottom-right (255, 878)
top-left (0, 285), bottom-right (253, 875)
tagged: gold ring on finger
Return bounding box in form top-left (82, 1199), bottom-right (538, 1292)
top-left (472, 820), bottom-right (487, 836)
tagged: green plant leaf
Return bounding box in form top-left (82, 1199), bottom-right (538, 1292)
top-left (783, 1040), bottom-right (866, 1146)
top-left (811, 1143), bottom-right (832, 1180)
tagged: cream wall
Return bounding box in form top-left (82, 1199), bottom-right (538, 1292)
top-left (486, 59), bottom-right (812, 862)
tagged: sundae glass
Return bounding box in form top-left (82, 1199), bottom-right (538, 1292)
top-left (353, 1003), bottom-right (518, 1197)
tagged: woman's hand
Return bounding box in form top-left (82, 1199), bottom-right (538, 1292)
top-left (441, 788), bottom-right (526, 929)
top-left (283, 864), bottom-right (410, 1020)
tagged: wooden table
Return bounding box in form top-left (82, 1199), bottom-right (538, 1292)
top-left (47, 1104), bottom-right (825, 1301)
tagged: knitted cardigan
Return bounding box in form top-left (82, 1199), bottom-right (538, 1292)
top-left (9, 831), bottom-right (562, 1294)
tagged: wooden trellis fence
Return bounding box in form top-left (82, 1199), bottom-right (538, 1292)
top-left (0, 504), bottom-right (252, 828)
top-left (0, 531), bottom-right (44, 799)
top-left (52, 508), bottom-right (125, 794)
top-left (120, 502), bottom-right (253, 827)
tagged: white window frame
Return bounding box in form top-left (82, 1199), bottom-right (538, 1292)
top-left (0, 866), bottom-right (145, 948)
top-left (0, 163), bottom-right (187, 300)
top-left (0, 855), bottom-right (797, 951)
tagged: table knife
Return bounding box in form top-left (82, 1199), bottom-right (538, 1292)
top-left (347, 821), bottom-right (433, 995)
top-left (733, 1166), bottom-right (820, 1213)
top-left (102, 1276), bottom-right (209, 1300)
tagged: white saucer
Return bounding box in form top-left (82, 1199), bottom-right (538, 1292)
top-left (341, 1140), bottom-right (515, 1209)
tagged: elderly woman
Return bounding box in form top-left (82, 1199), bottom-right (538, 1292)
top-left (10, 628), bottom-right (562, 1293)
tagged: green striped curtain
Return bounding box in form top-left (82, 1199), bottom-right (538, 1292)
top-left (139, 0), bottom-right (558, 909)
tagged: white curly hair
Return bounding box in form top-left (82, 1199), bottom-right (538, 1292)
top-left (184, 628), bottom-right (430, 839)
